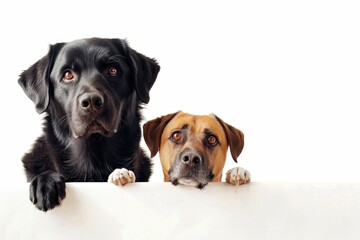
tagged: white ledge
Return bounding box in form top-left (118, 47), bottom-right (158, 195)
top-left (1, 182), bottom-right (360, 240)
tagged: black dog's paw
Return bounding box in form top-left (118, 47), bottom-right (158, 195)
top-left (29, 171), bottom-right (66, 212)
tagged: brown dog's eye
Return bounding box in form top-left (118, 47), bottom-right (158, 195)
top-left (108, 66), bottom-right (118, 76)
top-left (171, 131), bottom-right (182, 142)
top-left (63, 70), bottom-right (75, 81)
top-left (207, 135), bottom-right (218, 146)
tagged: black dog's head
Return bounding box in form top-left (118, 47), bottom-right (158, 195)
top-left (19, 38), bottom-right (160, 140)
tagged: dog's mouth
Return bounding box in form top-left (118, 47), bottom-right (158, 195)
top-left (72, 120), bottom-right (117, 139)
top-left (86, 121), bottom-right (116, 137)
top-left (171, 176), bottom-right (213, 189)
top-left (169, 167), bottom-right (214, 189)
top-left (173, 178), bottom-right (207, 189)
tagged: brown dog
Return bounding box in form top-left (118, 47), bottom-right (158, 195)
top-left (142, 111), bottom-right (251, 188)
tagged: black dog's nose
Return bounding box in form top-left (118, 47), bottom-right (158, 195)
top-left (79, 92), bottom-right (104, 112)
top-left (181, 151), bottom-right (202, 166)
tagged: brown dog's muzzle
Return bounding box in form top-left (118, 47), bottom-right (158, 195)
top-left (169, 148), bottom-right (214, 189)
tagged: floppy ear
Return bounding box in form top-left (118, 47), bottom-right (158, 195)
top-left (18, 43), bottom-right (64, 113)
top-left (214, 115), bottom-right (244, 163)
top-left (112, 39), bottom-right (160, 103)
top-left (143, 112), bottom-right (179, 158)
top-left (128, 47), bottom-right (160, 103)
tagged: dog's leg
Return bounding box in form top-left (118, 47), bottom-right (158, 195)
top-left (108, 168), bottom-right (136, 186)
top-left (225, 167), bottom-right (251, 185)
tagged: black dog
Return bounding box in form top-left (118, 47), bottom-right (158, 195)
top-left (18, 38), bottom-right (160, 211)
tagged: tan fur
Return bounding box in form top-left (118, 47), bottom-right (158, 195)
top-left (143, 112), bottom-right (248, 184)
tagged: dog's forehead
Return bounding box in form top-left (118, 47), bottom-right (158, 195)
top-left (59, 39), bottom-right (117, 61)
top-left (166, 112), bottom-right (226, 138)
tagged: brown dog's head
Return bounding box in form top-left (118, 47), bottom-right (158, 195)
top-left (143, 112), bottom-right (244, 188)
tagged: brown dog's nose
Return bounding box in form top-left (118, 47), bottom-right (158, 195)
top-left (181, 150), bottom-right (202, 166)
top-left (79, 92), bottom-right (104, 112)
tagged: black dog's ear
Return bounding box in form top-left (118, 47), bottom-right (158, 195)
top-left (128, 47), bottom-right (160, 103)
top-left (18, 43), bottom-right (64, 114)
top-left (112, 39), bottom-right (160, 103)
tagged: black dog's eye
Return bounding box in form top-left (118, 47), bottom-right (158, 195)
top-left (107, 66), bottom-right (118, 77)
top-left (207, 135), bottom-right (218, 146)
top-left (171, 131), bottom-right (182, 142)
top-left (63, 70), bottom-right (75, 81)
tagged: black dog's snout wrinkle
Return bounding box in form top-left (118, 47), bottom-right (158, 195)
top-left (79, 92), bottom-right (104, 112)
top-left (180, 150), bottom-right (202, 166)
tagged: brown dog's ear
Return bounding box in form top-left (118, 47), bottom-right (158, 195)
top-left (18, 43), bottom-right (64, 114)
top-left (143, 112), bottom-right (179, 158)
top-left (214, 115), bottom-right (244, 163)
top-left (111, 39), bottom-right (160, 104)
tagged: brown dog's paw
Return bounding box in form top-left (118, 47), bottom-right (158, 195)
top-left (225, 167), bottom-right (251, 185)
top-left (108, 168), bottom-right (136, 186)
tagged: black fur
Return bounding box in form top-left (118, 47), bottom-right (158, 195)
top-left (19, 38), bottom-right (160, 211)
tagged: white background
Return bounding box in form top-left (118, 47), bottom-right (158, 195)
top-left (0, 0), bottom-right (359, 184)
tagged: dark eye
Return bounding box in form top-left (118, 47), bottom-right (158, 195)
top-left (63, 70), bottom-right (75, 81)
top-left (207, 135), bottom-right (218, 146)
top-left (108, 66), bottom-right (118, 76)
top-left (171, 131), bottom-right (182, 142)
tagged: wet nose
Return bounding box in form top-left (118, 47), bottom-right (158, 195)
top-left (181, 150), bottom-right (202, 166)
top-left (79, 92), bottom-right (104, 112)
